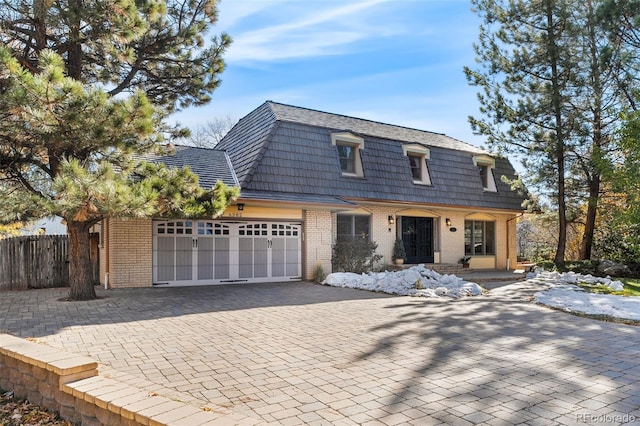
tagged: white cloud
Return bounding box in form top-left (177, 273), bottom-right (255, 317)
top-left (230, 31), bottom-right (364, 61)
top-left (216, 0), bottom-right (289, 30)
top-left (222, 0), bottom-right (396, 63)
top-left (175, 0), bottom-right (490, 149)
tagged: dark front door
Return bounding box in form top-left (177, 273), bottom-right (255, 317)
top-left (402, 217), bottom-right (434, 264)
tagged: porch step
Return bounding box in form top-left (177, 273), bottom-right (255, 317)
top-left (395, 263), bottom-right (471, 275)
top-left (424, 263), bottom-right (472, 275)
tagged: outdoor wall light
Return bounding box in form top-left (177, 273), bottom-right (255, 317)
top-left (237, 203), bottom-right (245, 211)
top-left (445, 218), bottom-right (452, 227)
top-left (388, 215), bottom-right (395, 225)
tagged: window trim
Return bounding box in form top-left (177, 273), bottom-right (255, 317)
top-left (473, 155), bottom-right (497, 192)
top-left (336, 213), bottom-right (371, 241)
top-left (332, 132), bottom-right (364, 177)
top-left (402, 144), bottom-right (431, 185)
top-left (464, 220), bottom-right (496, 256)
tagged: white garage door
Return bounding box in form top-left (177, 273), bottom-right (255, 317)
top-left (153, 220), bottom-right (302, 286)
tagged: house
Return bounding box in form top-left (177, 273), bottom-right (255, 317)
top-left (96, 101), bottom-right (526, 288)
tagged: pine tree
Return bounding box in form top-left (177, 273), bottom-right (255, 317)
top-left (465, 0), bottom-right (638, 264)
top-left (465, 0), bottom-right (578, 265)
top-left (0, 1), bottom-right (237, 300)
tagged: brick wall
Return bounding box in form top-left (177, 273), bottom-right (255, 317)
top-left (98, 209), bottom-right (520, 288)
top-left (0, 334), bottom-right (223, 426)
top-left (368, 206), bottom-right (396, 266)
top-left (0, 333), bottom-right (101, 425)
top-left (316, 206), bottom-right (519, 271)
top-left (303, 210), bottom-right (333, 280)
top-left (439, 211), bottom-right (467, 264)
top-left (107, 218), bottom-right (153, 288)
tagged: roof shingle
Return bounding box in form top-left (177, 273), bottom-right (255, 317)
top-left (216, 102), bottom-right (526, 211)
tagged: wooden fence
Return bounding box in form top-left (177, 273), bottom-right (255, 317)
top-left (0, 235), bottom-right (69, 291)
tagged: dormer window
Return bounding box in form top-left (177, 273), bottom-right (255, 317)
top-left (473, 155), bottom-right (497, 192)
top-left (331, 132), bottom-right (364, 177)
top-left (479, 165), bottom-right (490, 189)
top-left (402, 144), bottom-right (431, 185)
top-left (337, 145), bottom-right (357, 173)
top-left (408, 155), bottom-right (422, 180)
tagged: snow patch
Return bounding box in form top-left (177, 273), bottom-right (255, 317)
top-left (528, 271), bottom-right (638, 320)
top-left (528, 270), bottom-right (625, 291)
top-left (323, 265), bottom-right (483, 298)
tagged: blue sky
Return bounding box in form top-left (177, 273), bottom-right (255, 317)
top-left (171, 0), bottom-right (486, 147)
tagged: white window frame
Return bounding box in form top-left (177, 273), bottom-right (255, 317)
top-left (473, 154), bottom-right (497, 192)
top-left (332, 132), bottom-right (364, 177)
top-left (402, 144), bottom-right (431, 185)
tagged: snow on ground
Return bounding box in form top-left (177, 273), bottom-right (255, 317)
top-left (324, 266), bottom-right (640, 321)
top-left (323, 265), bottom-right (484, 298)
top-left (529, 270), bottom-right (640, 321)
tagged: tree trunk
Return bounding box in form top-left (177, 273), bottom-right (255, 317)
top-left (67, 0), bottom-right (83, 79)
top-left (580, 174), bottom-right (600, 259)
top-left (546, 0), bottom-right (567, 266)
top-left (579, 0), bottom-right (602, 261)
top-left (67, 220), bottom-right (97, 300)
top-left (554, 162), bottom-right (567, 266)
top-left (33, 0), bottom-right (47, 52)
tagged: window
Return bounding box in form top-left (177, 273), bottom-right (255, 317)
top-left (408, 155), bottom-right (422, 180)
top-left (331, 132), bottom-right (364, 177)
top-left (479, 165), bottom-right (489, 189)
top-left (473, 155), bottom-right (497, 192)
top-left (402, 144), bottom-right (431, 185)
top-left (337, 214), bottom-right (371, 241)
top-left (464, 220), bottom-right (495, 255)
top-left (337, 144), bottom-right (357, 174)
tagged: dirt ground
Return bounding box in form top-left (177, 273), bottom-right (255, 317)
top-left (0, 390), bottom-right (73, 426)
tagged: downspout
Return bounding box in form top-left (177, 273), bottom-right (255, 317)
top-left (506, 213), bottom-right (525, 270)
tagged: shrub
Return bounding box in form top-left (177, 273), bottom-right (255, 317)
top-left (313, 263), bottom-right (326, 284)
top-left (565, 260), bottom-right (596, 275)
top-left (332, 238), bottom-right (383, 274)
top-left (536, 260), bottom-right (556, 271)
top-left (532, 260), bottom-right (597, 274)
top-left (392, 239), bottom-right (406, 261)
top-left (594, 221), bottom-right (640, 266)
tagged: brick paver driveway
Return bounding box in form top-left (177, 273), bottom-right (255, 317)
top-left (1, 281), bottom-right (639, 425)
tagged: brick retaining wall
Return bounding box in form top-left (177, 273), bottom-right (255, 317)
top-left (0, 334), bottom-right (220, 426)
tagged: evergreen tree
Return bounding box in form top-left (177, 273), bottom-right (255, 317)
top-left (0, 1), bottom-right (237, 300)
top-left (465, 0), bottom-right (638, 263)
top-left (465, 0), bottom-right (577, 265)
top-left (566, 0), bottom-right (636, 260)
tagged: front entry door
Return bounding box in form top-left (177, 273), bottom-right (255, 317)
top-left (402, 217), bottom-right (434, 264)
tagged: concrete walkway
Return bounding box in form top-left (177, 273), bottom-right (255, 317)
top-left (1, 280), bottom-right (639, 425)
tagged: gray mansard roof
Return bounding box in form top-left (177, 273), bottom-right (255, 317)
top-left (213, 101), bottom-right (526, 211)
top-left (150, 146), bottom-right (239, 189)
top-left (153, 102), bottom-right (525, 211)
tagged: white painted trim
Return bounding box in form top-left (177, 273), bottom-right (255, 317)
top-left (330, 132), bottom-right (364, 148)
top-left (472, 154), bottom-right (495, 167)
top-left (402, 144), bottom-right (430, 159)
top-left (332, 132), bottom-right (365, 177)
top-left (473, 155), bottom-right (497, 192)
